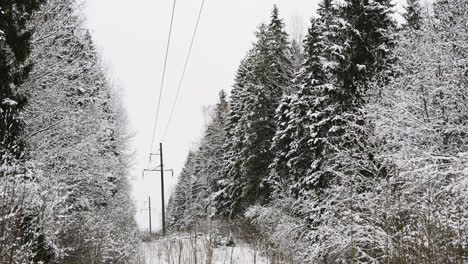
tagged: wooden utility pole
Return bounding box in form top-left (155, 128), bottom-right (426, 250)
top-left (148, 196), bottom-right (152, 233)
top-left (159, 142), bottom-right (166, 236)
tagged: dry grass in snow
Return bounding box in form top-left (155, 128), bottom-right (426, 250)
top-left (139, 234), bottom-right (268, 264)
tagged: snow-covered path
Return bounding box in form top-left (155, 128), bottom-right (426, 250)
top-left (141, 235), bottom-right (268, 264)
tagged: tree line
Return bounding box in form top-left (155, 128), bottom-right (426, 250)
top-left (1, 0), bottom-right (139, 263)
top-left (167, 0), bottom-right (468, 263)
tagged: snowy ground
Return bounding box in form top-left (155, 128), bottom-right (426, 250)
top-left (141, 234), bottom-right (268, 264)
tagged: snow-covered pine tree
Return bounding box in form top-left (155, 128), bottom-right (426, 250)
top-left (298, 18), bottom-right (327, 88)
top-left (167, 151), bottom-right (197, 229)
top-left (167, 91), bottom-right (228, 229)
top-left (215, 7), bottom-right (294, 217)
top-left (289, 0), bottom-right (395, 195)
top-left (202, 90), bottom-right (229, 196)
top-left (269, 17), bottom-right (327, 197)
top-left (187, 91), bottom-right (229, 224)
top-left (213, 53), bottom-right (252, 216)
top-left (268, 95), bottom-right (294, 196)
top-left (266, 0), bottom-right (397, 261)
top-left (335, 0), bottom-right (396, 94)
top-left (266, 5), bottom-right (294, 93)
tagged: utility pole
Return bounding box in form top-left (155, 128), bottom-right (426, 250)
top-left (148, 196), bottom-right (152, 234)
top-left (141, 197), bottom-right (155, 234)
top-left (159, 142), bottom-right (166, 236)
top-left (142, 143), bottom-right (174, 236)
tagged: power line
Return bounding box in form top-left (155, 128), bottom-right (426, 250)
top-left (162, 0), bottom-right (206, 142)
top-left (150, 0), bottom-right (177, 152)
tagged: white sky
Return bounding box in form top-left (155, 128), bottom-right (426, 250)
top-left (83, 0), bottom-right (405, 231)
top-left (84, 0), bottom-right (319, 231)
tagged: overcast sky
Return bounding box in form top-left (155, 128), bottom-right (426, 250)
top-left (84, 0), bottom-right (320, 231)
top-left (83, 0), bottom-right (405, 231)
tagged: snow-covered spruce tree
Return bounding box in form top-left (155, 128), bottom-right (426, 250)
top-left (342, 0), bottom-right (396, 84)
top-left (269, 17), bottom-right (327, 197)
top-left (167, 91), bottom-right (228, 230)
top-left (252, 20), bottom-right (330, 260)
top-left (167, 151), bottom-right (198, 229)
top-left (266, 6), bottom-right (295, 94)
top-left (190, 91), bottom-right (229, 222)
top-left (298, 0), bottom-right (397, 262)
top-left (279, 0), bottom-right (396, 198)
top-left (213, 53), bottom-right (252, 216)
top-left (204, 90), bottom-right (229, 196)
top-left (18, 0), bottom-right (139, 262)
top-left (367, 0), bottom-right (468, 262)
top-left (215, 6), bottom-right (294, 217)
top-left (267, 95), bottom-right (294, 196)
top-left (251, 0), bottom-right (397, 262)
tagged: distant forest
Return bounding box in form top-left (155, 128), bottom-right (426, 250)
top-left (167, 0), bottom-right (468, 263)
